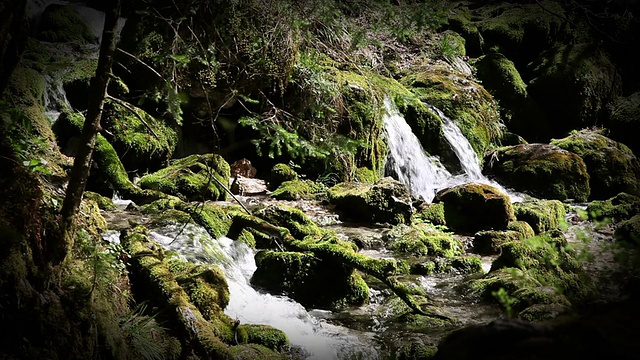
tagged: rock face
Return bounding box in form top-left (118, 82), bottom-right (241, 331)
top-left (230, 158), bottom-right (257, 178)
top-left (434, 183), bottom-right (515, 234)
top-left (327, 177), bottom-right (413, 225)
top-left (483, 144), bottom-right (590, 202)
top-left (551, 129), bottom-right (640, 199)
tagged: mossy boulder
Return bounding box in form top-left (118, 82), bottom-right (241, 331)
top-left (470, 232), bottom-right (595, 316)
top-left (327, 177), bottom-right (413, 225)
top-left (550, 129), bottom-right (640, 199)
top-left (413, 202), bottom-right (446, 227)
top-left (253, 204), bottom-right (325, 240)
top-left (527, 43), bottom-right (622, 138)
top-left (586, 192), bottom-right (640, 224)
top-left (36, 4), bottom-right (96, 44)
top-left (251, 250), bottom-right (369, 310)
top-left (172, 262), bottom-right (230, 321)
top-left (483, 144), bottom-right (590, 202)
top-left (434, 183), bottom-right (515, 234)
top-left (101, 99), bottom-right (178, 173)
top-left (270, 179), bottom-right (326, 201)
top-left (473, 230), bottom-right (522, 255)
top-left (513, 199), bottom-right (567, 234)
top-left (138, 154), bottom-right (230, 201)
top-left (385, 223), bottom-right (463, 258)
top-left (268, 163), bottom-right (298, 190)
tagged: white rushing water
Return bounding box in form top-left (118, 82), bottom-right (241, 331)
top-left (383, 97), bottom-right (452, 202)
top-left (383, 97), bottom-right (522, 203)
top-left (142, 223), bottom-right (378, 360)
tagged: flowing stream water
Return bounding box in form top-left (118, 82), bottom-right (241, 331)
top-left (383, 97), bottom-right (522, 203)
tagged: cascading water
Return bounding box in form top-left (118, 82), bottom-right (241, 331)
top-left (383, 96), bottom-right (522, 203)
top-left (130, 223), bottom-right (379, 360)
top-left (383, 97), bottom-right (452, 202)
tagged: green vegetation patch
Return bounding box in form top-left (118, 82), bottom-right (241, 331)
top-left (270, 179), bottom-right (327, 201)
top-left (513, 199), bottom-right (566, 234)
top-left (586, 192), bottom-right (640, 224)
top-left (138, 154), bottom-right (230, 202)
top-left (386, 223), bottom-right (463, 258)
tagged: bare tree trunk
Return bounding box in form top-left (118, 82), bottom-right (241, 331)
top-left (61, 0), bottom-right (121, 223)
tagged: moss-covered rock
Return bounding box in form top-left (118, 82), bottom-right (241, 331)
top-left (270, 179), bottom-right (326, 201)
top-left (527, 43), bottom-right (622, 138)
top-left (251, 250), bottom-right (369, 310)
top-left (238, 324), bottom-right (289, 352)
top-left (36, 4), bottom-right (96, 44)
top-left (413, 202), bottom-right (446, 227)
top-left (172, 262), bottom-right (230, 321)
top-left (101, 99), bottom-right (178, 173)
top-left (354, 166), bottom-right (380, 184)
top-left (268, 163), bottom-right (298, 190)
top-left (434, 183), bottom-right (515, 234)
top-left (550, 129), bottom-right (640, 199)
top-left (586, 192), bottom-right (640, 224)
top-left (82, 191), bottom-right (116, 210)
top-left (473, 230), bottom-right (522, 255)
top-left (327, 177), bottom-right (413, 225)
top-left (506, 220), bottom-right (536, 240)
top-left (138, 154), bottom-right (230, 201)
top-left (513, 199), bottom-right (566, 234)
top-left (470, 231), bottom-right (595, 316)
top-left (483, 144), bottom-right (590, 202)
top-left (385, 223), bottom-right (463, 258)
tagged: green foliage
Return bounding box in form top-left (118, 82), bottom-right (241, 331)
top-left (492, 287), bottom-right (517, 318)
top-left (3, 105), bottom-right (52, 175)
top-left (120, 303), bottom-right (171, 360)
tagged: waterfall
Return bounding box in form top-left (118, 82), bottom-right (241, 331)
top-left (383, 97), bottom-right (452, 202)
top-left (383, 97), bottom-right (522, 203)
top-left (132, 223), bottom-right (378, 360)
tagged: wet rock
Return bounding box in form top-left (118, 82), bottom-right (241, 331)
top-left (551, 129), bottom-right (640, 199)
top-left (138, 153), bottom-right (230, 201)
top-left (230, 175), bottom-right (267, 196)
top-left (434, 183), bottom-right (515, 234)
top-left (327, 177), bottom-right (413, 225)
top-left (483, 144), bottom-right (590, 202)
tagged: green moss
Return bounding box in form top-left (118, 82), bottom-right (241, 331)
top-left (414, 203), bottom-right (446, 226)
top-left (270, 179), bottom-right (327, 200)
top-left (239, 324), bottom-right (289, 352)
top-left (386, 223), bottom-right (463, 258)
top-left (36, 5), bottom-right (96, 44)
top-left (484, 144), bottom-right (590, 202)
top-left (513, 199), bottom-right (566, 234)
top-left (138, 154), bottom-right (230, 201)
top-left (83, 191), bottom-right (116, 210)
top-left (101, 100), bottom-right (178, 172)
top-left (473, 230), bottom-right (521, 255)
top-left (551, 129), bottom-right (640, 199)
top-left (354, 166), bottom-right (379, 183)
top-left (586, 192), bottom-right (640, 223)
top-left (435, 183), bottom-right (515, 234)
top-left (268, 163), bottom-right (298, 190)
top-left (398, 342), bottom-right (438, 360)
top-left (506, 220), bottom-right (536, 239)
top-left (327, 177), bottom-right (413, 225)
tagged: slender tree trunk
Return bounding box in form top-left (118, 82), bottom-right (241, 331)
top-left (61, 0), bottom-right (121, 222)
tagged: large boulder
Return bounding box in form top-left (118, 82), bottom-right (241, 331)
top-left (137, 154), bottom-right (230, 201)
top-left (251, 250), bottom-right (369, 310)
top-left (36, 4), bottom-right (96, 44)
top-left (434, 183), bottom-right (515, 234)
top-left (327, 177), bottom-right (413, 225)
top-left (551, 129), bottom-right (640, 199)
top-left (513, 200), bottom-right (567, 234)
top-left (483, 144), bottom-right (590, 202)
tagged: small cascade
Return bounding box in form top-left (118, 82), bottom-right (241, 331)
top-left (383, 97), bottom-right (452, 202)
top-left (43, 74), bottom-right (73, 124)
top-left (146, 223), bottom-right (379, 360)
top-left (431, 106), bottom-right (483, 180)
top-left (383, 96), bottom-right (522, 203)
